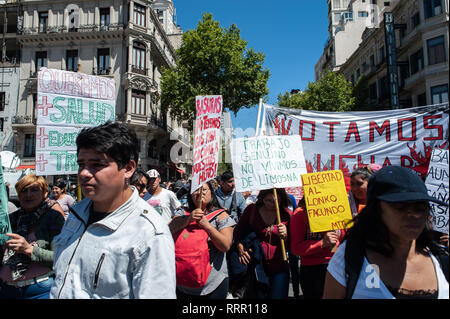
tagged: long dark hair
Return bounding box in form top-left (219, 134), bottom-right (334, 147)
top-left (256, 188), bottom-right (290, 211)
top-left (344, 199), bottom-right (445, 257)
top-left (187, 181), bottom-right (222, 213)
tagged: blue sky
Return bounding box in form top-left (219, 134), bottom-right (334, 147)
top-left (172, 0), bottom-right (329, 132)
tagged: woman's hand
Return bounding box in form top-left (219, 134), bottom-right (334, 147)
top-left (277, 223), bottom-right (287, 240)
top-left (6, 233), bottom-right (34, 257)
top-left (237, 242), bottom-right (252, 266)
top-left (189, 208), bottom-right (204, 223)
top-left (322, 231), bottom-right (339, 249)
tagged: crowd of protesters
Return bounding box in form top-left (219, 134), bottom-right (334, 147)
top-left (0, 121), bottom-right (448, 299)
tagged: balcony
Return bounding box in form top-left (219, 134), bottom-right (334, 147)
top-left (18, 23), bottom-right (125, 43)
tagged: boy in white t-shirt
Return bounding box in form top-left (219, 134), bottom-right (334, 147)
top-left (146, 169), bottom-right (182, 223)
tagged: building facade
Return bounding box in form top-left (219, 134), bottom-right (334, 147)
top-left (6, 0), bottom-right (190, 180)
top-left (0, 0), bottom-right (21, 152)
top-left (339, 0), bottom-right (449, 108)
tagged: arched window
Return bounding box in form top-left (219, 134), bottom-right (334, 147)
top-left (132, 41), bottom-right (146, 74)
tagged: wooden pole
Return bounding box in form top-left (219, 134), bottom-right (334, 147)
top-left (272, 188), bottom-right (287, 261)
top-left (77, 177), bottom-right (82, 201)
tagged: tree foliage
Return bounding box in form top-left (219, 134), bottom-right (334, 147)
top-left (161, 13), bottom-right (270, 127)
top-left (278, 70), bottom-right (356, 112)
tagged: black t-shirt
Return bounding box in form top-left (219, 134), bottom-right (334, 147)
top-left (87, 206), bottom-right (109, 226)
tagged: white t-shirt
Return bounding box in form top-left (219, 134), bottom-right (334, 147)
top-left (327, 241), bottom-right (449, 299)
top-left (146, 188), bottom-right (181, 223)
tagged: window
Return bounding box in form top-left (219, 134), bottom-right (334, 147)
top-left (369, 82), bottom-right (377, 101)
top-left (134, 3), bottom-right (146, 27)
top-left (131, 90), bottom-right (146, 115)
top-left (343, 12), bottom-right (353, 22)
top-left (97, 48), bottom-right (110, 74)
top-left (358, 11), bottom-right (369, 17)
top-left (0, 92), bottom-right (5, 111)
top-left (411, 12), bottom-right (420, 28)
top-left (38, 12), bottom-right (48, 33)
top-left (333, 0), bottom-right (341, 9)
top-left (0, 118), bottom-right (4, 132)
top-left (157, 9), bottom-right (164, 24)
top-left (66, 50), bottom-right (78, 72)
top-left (410, 49), bottom-right (424, 74)
top-left (100, 8), bottom-right (110, 28)
top-left (378, 76), bottom-right (389, 100)
top-left (334, 13), bottom-right (341, 23)
top-left (417, 92), bottom-right (427, 106)
top-left (35, 51), bottom-right (47, 72)
top-left (370, 54), bottom-right (375, 66)
top-left (132, 42), bottom-right (146, 74)
top-left (424, 0), bottom-right (442, 19)
top-left (431, 84), bottom-right (448, 104)
top-left (24, 134), bottom-right (36, 157)
top-left (379, 46), bottom-right (386, 64)
top-left (427, 36), bottom-right (446, 65)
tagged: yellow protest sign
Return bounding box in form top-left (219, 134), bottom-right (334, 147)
top-left (301, 170), bottom-right (353, 233)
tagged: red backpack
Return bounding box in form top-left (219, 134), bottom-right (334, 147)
top-left (173, 208), bottom-right (224, 288)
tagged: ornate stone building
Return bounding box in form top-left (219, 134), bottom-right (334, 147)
top-left (9, 0), bottom-right (190, 180)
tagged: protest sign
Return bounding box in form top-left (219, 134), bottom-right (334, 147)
top-left (231, 135), bottom-right (307, 192)
top-left (301, 170), bottom-right (353, 233)
top-left (36, 68), bottom-right (116, 176)
top-left (425, 148), bottom-right (449, 234)
top-left (191, 95), bottom-right (222, 193)
top-left (261, 103), bottom-right (449, 180)
top-left (0, 160), bottom-right (12, 245)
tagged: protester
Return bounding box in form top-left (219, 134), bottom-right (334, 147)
top-left (323, 166), bottom-right (449, 299)
top-left (215, 170), bottom-right (247, 223)
top-left (169, 180), bottom-right (235, 299)
top-left (0, 174), bottom-right (65, 299)
top-left (348, 164), bottom-right (381, 217)
top-left (52, 180), bottom-right (75, 220)
top-left (233, 188), bottom-right (291, 299)
top-left (146, 169), bottom-right (183, 223)
top-left (130, 169), bottom-right (151, 200)
top-left (290, 195), bottom-right (345, 299)
top-left (50, 121), bottom-right (176, 299)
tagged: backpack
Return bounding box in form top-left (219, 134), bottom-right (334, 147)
top-left (344, 236), bottom-right (449, 299)
top-left (173, 208), bottom-right (225, 288)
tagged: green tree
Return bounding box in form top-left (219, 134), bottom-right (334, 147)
top-left (161, 13), bottom-right (270, 127)
top-left (278, 70), bottom-right (355, 112)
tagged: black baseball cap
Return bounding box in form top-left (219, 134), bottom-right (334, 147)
top-left (366, 166), bottom-right (448, 206)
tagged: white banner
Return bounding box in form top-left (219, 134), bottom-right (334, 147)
top-left (231, 135), bottom-right (307, 192)
top-left (36, 68), bottom-right (116, 176)
top-left (425, 148), bottom-right (449, 234)
top-left (190, 95), bottom-right (222, 193)
top-left (261, 103), bottom-right (449, 183)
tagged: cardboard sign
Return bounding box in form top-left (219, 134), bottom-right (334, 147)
top-left (0, 160), bottom-right (12, 245)
top-left (425, 148), bottom-right (449, 234)
top-left (36, 68), bottom-right (116, 176)
top-left (190, 95), bottom-right (222, 193)
top-left (231, 135), bottom-right (307, 192)
top-left (302, 170), bottom-right (353, 233)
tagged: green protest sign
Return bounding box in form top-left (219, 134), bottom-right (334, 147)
top-left (0, 159), bottom-right (12, 245)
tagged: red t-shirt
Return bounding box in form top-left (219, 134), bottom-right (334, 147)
top-left (289, 206), bottom-right (345, 266)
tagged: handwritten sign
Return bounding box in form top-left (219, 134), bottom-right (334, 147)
top-left (0, 159), bottom-right (12, 245)
top-left (425, 148), bottom-right (449, 234)
top-left (231, 135), bottom-right (307, 192)
top-left (302, 170), bottom-right (353, 233)
top-left (190, 95), bottom-right (222, 193)
top-left (36, 68), bottom-right (116, 176)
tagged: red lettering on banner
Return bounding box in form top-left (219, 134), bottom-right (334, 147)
top-left (323, 122), bottom-right (341, 142)
top-left (401, 155), bottom-right (414, 168)
top-left (36, 127), bottom-right (49, 148)
top-left (382, 157), bottom-right (392, 166)
top-left (299, 120), bottom-right (316, 141)
top-left (345, 122), bottom-right (361, 142)
top-left (36, 154), bottom-right (48, 171)
top-left (423, 115), bottom-right (443, 141)
top-left (339, 155), bottom-right (355, 171)
top-left (196, 96), bottom-right (223, 117)
top-left (369, 120), bottom-right (391, 142)
top-left (398, 117), bottom-right (416, 141)
top-left (37, 96), bottom-right (54, 116)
